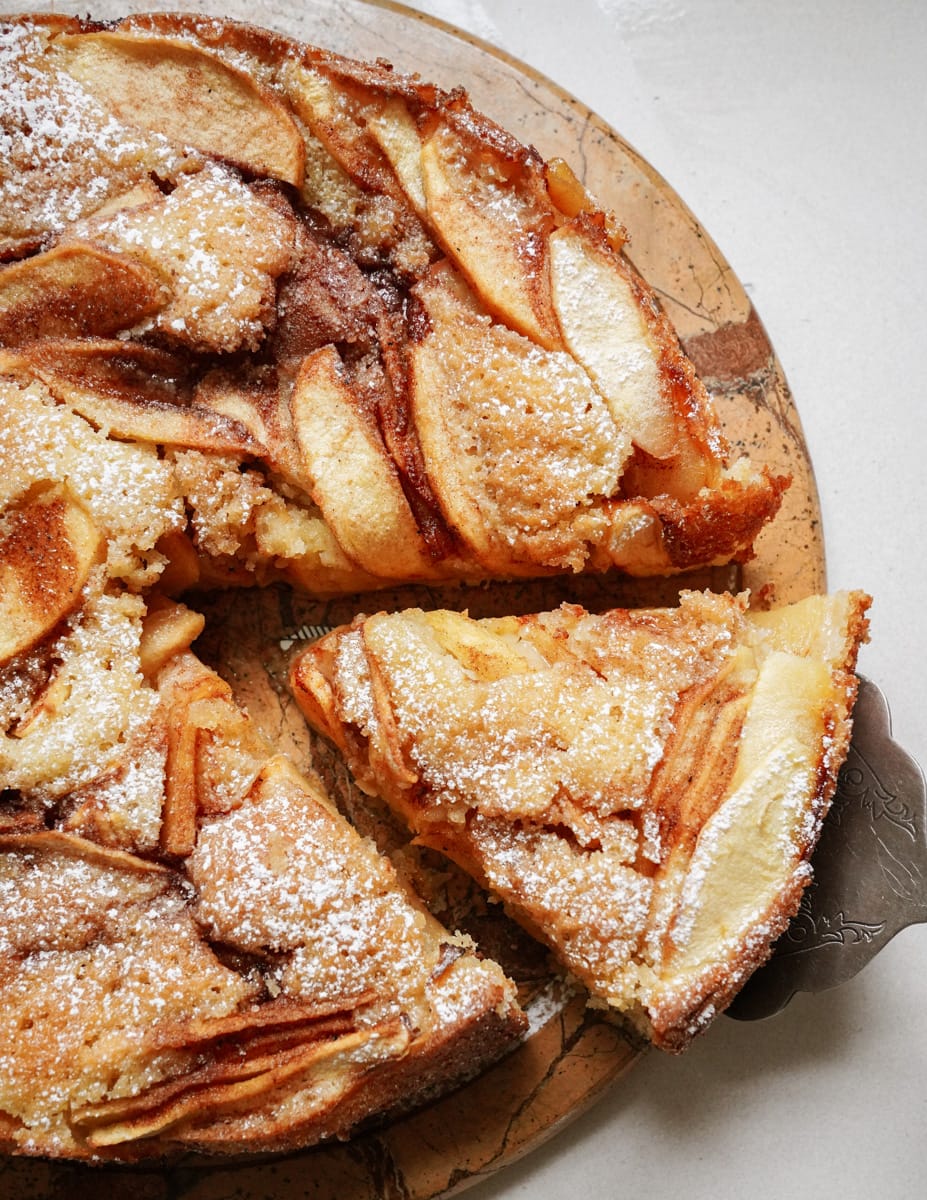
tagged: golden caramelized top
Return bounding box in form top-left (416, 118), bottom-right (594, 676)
top-left (292, 590), bottom-right (871, 1049)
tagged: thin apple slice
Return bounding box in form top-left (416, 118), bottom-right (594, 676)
top-left (544, 158), bottom-right (628, 252)
top-left (291, 346), bottom-right (434, 578)
top-left (194, 371), bottom-right (303, 487)
top-left (366, 97), bottom-right (429, 215)
top-left (280, 61), bottom-right (438, 276)
top-left (422, 610), bottom-right (536, 683)
top-left (0, 242), bottom-right (166, 345)
top-left (91, 178), bottom-right (164, 219)
top-left (0, 487), bottom-right (102, 666)
top-left (154, 531), bottom-right (201, 597)
top-left (419, 106), bottom-right (562, 350)
top-left (409, 264), bottom-right (629, 572)
top-left (281, 62), bottom-right (404, 206)
top-left (159, 657), bottom-right (233, 858)
top-left (549, 219), bottom-right (678, 461)
top-left (0, 341), bottom-right (260, 457)
top-left (55, 32), bottom-right (305, 187)
top-left (76, 1018), bottom-right (401, 1149)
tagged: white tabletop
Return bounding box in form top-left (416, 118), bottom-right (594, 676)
top-left (398, 2), bottom-right (927, 1197)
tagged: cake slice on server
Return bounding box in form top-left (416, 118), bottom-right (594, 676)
top-left (290, 590), bottom-right (870, 1050)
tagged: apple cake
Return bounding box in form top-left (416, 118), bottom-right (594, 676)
top-left (291, 590), bottom-right (870, 1050)
top-left (0, 6), bottom-right (861, 1165)
top-left (0, 10), bottom-right (788, 592)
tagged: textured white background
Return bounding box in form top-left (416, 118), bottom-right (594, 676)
top-left (396, 2), bottom-right (927, 1198)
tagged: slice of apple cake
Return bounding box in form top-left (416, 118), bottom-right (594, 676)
top-left (291, 590), bottom-right (870, 1050)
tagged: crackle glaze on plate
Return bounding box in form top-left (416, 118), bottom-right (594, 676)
top-left (0, 1), bottom-right (825, 1197)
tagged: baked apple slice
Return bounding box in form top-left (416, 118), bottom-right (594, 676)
top-left (55, 30), bottom-right (305, 186)
top-left (0, 341), bottom-right (259, 456)
top-left (290, 346), bottom-right (435, 578)
top-left (549, 218), bottom-right (679, 461)
top-left (409, 262), bottom-right (628, 572)
top-left (418, 104), bottom-right (563, 349)
top-left (0, 241), bottom-right (166, 344)
top-left (0, 486), bottom-right (101, 665)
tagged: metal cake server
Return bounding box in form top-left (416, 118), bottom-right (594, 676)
top-left (728, 677), bottom-right (927, 1020)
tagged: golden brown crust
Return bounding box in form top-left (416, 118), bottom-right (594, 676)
top-left (650, 470), bottom-right (791, 569)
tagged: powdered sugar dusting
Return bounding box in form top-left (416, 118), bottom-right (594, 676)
top-left (80, 163), bottom-right (295, 352)
top-left (0, 377), bottom-right (184, 589)
top-left (310, 593), bottom-right (860, 1039)
top-left (0, 590), bottom-right (160, 802)
top-left (416, 272), bottom-right (631, 569)
top-left (0, 19), bottom-right (197, 250)
top-left (0, 840), bottom-right (254, 1139)
top-left (189, 764), bottom-right (467, 1032)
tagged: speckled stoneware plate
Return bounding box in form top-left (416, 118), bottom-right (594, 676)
top-left (0, 2), bottom-right (826, 1197)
